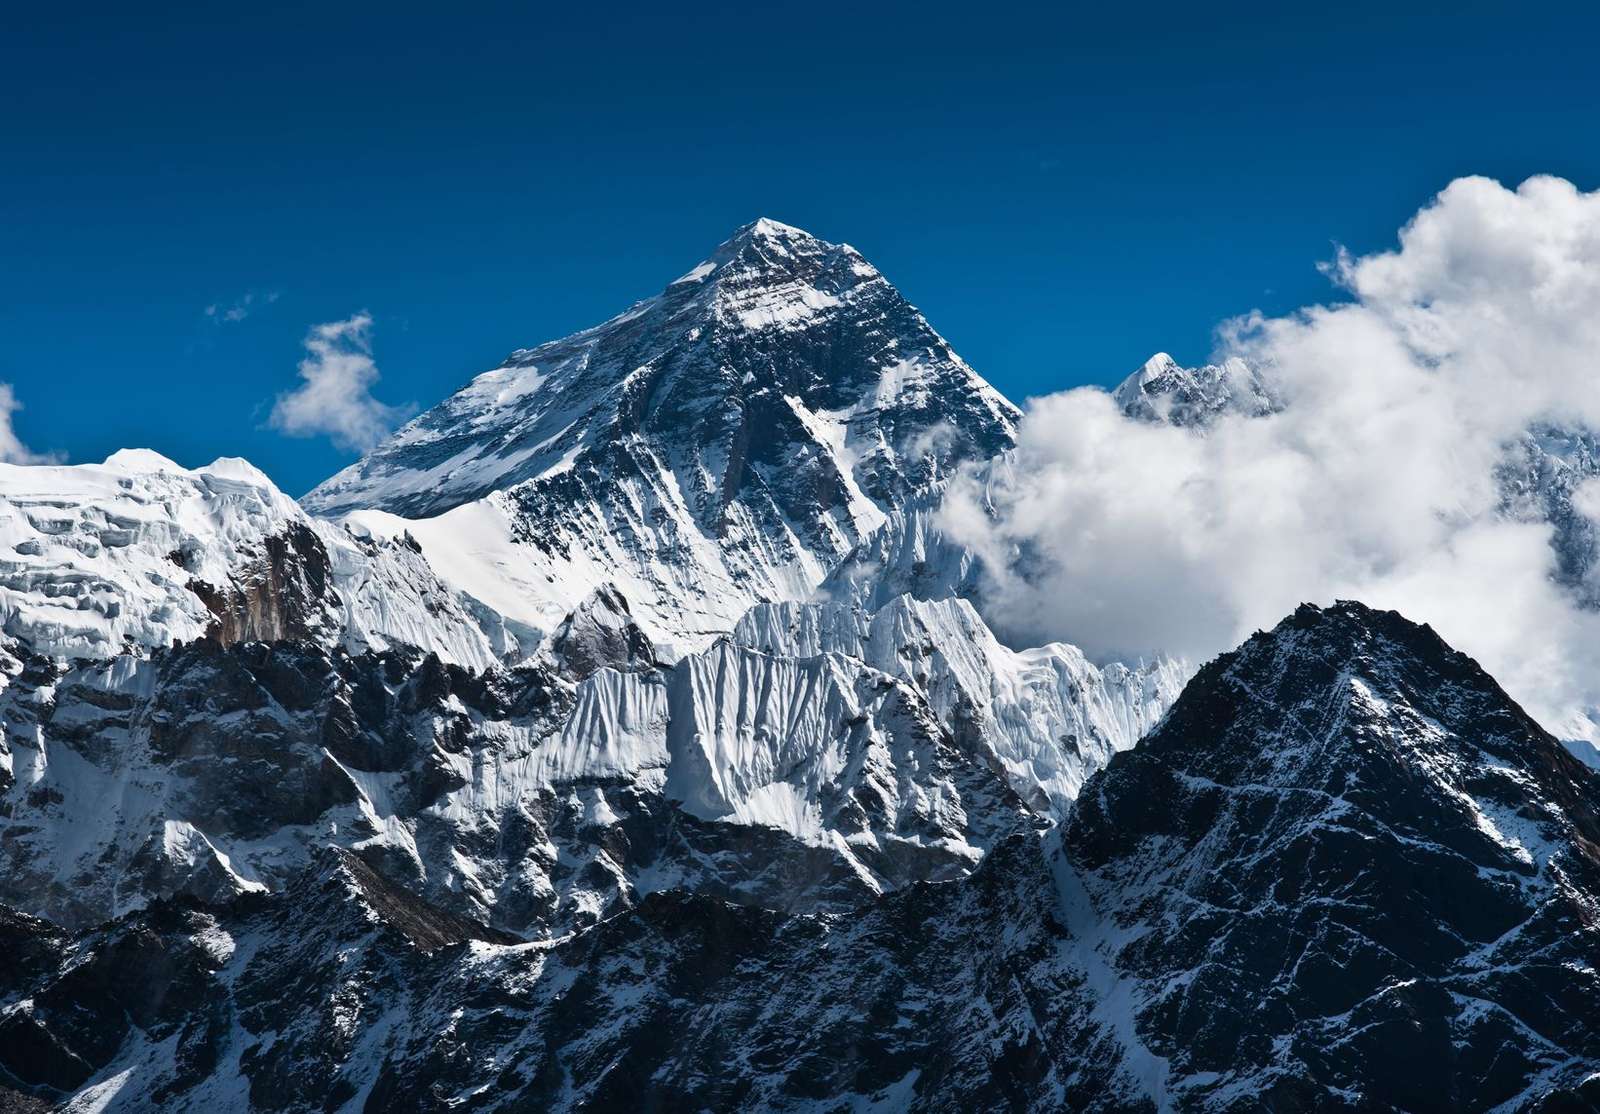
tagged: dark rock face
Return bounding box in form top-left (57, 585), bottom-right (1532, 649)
top-left (0, 636), bottom-right (578, 932)
top-left (9, 602), bottom-right (1599, 1111)
top-left (545, 586), bottom-right (657, 680)
top-left (1066, 601), bottom-right (1600, 1109)
top-left (185, 522), bottom-right (342, 647)
top-left (0, 834), bottom-right (1129, 1113)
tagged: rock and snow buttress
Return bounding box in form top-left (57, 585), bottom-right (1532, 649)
top-left (3, 603), bottom-right (1598, 1111)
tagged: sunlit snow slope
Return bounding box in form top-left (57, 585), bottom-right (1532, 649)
top-left (0, 451), bottom-right (504, 669)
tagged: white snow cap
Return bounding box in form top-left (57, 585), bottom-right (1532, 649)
top-left (0, 452), bottom-right (505, 666)
top-left (102, 447), bottom-right (184, 472)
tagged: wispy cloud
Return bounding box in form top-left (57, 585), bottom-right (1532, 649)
top-left (205, 290), bottom-right (279, 324)
top-left (268, 313), bottom-right (414, 453)
top-left (0, 383), bottom-right (61, 465)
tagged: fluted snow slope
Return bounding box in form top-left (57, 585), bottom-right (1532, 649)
top-left (0, 592), bottom-right (1045, 936)
top-left (733, 595), bottom-right (1184, 814)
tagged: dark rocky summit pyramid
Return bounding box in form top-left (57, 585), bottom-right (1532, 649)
top-left (302, 219), bottom-right (1019, 652)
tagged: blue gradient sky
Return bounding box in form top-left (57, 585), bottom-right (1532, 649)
top-left (7, 1), bottom-right (1599, 495)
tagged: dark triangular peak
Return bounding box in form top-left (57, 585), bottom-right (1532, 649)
top-left (695, 216), bottom-right (837, 275)
top-left (1064, 600), bottom-right (1600, 1108)
top-left (303, 218), bottom-right (1017, 521)
top-left (547, 586), bottom-right (657, 680)
top-left (297, 217), bottom-right (1018, 649)
top-left (1127, 600), bottom-right (1595, 808)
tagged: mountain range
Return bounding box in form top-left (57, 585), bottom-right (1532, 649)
top-left (1, 221), bottom-right (1597, 1112)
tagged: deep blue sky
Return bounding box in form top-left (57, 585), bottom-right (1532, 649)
top-left (7, 1), bottom-right (1599, 495)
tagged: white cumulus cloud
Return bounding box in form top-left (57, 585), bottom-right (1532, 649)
top-left (0, 384), bottom-right (60, 465)
top-left (943, 175), bottom-right (1600, 745)
top-left (269, 313), bottom-right (414, 452)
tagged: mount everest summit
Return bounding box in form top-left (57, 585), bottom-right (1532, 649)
top-left (1, 220), bottom-right (1598, 1112)
top-left (304, 218), bottom-right (1017, 658)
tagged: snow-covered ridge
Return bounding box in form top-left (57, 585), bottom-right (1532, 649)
top-left (732, 595), bottom-right (1185, 813)
top-left (0, 450), bottom-right (504, 668)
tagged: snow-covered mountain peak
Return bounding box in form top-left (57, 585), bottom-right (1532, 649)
top-left (698, 215), bottom-right (841, 271)
top-left (101, 447), bottom-right (187, 472)
top-left (1112, 350), bottom-right (1276, 427)
top-left (0, 453), bottom-right (504, 667)
top-left (1124, 350), bottom-right (1181, 386)
top-left (688, 218), bottom-right (887, 333)
top-left (196, 455), bottom-right (277, 487)
top-left (730, 215), bottom-right (810, 242)
top-left (304, 220), bottom-right (1009, 518)
top-left (304, 221), bottom-right (1018, 654)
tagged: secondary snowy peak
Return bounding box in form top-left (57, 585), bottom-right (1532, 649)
top-left (0, 451), bottom-right (503, 668)
top-left (304, 220), bottom-right (1018, 653)
top-left (1113, 350), bottom-right (1277, 427)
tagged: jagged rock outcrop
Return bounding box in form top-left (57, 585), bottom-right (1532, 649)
top-left (545, 586), bottom-right (656, 680)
